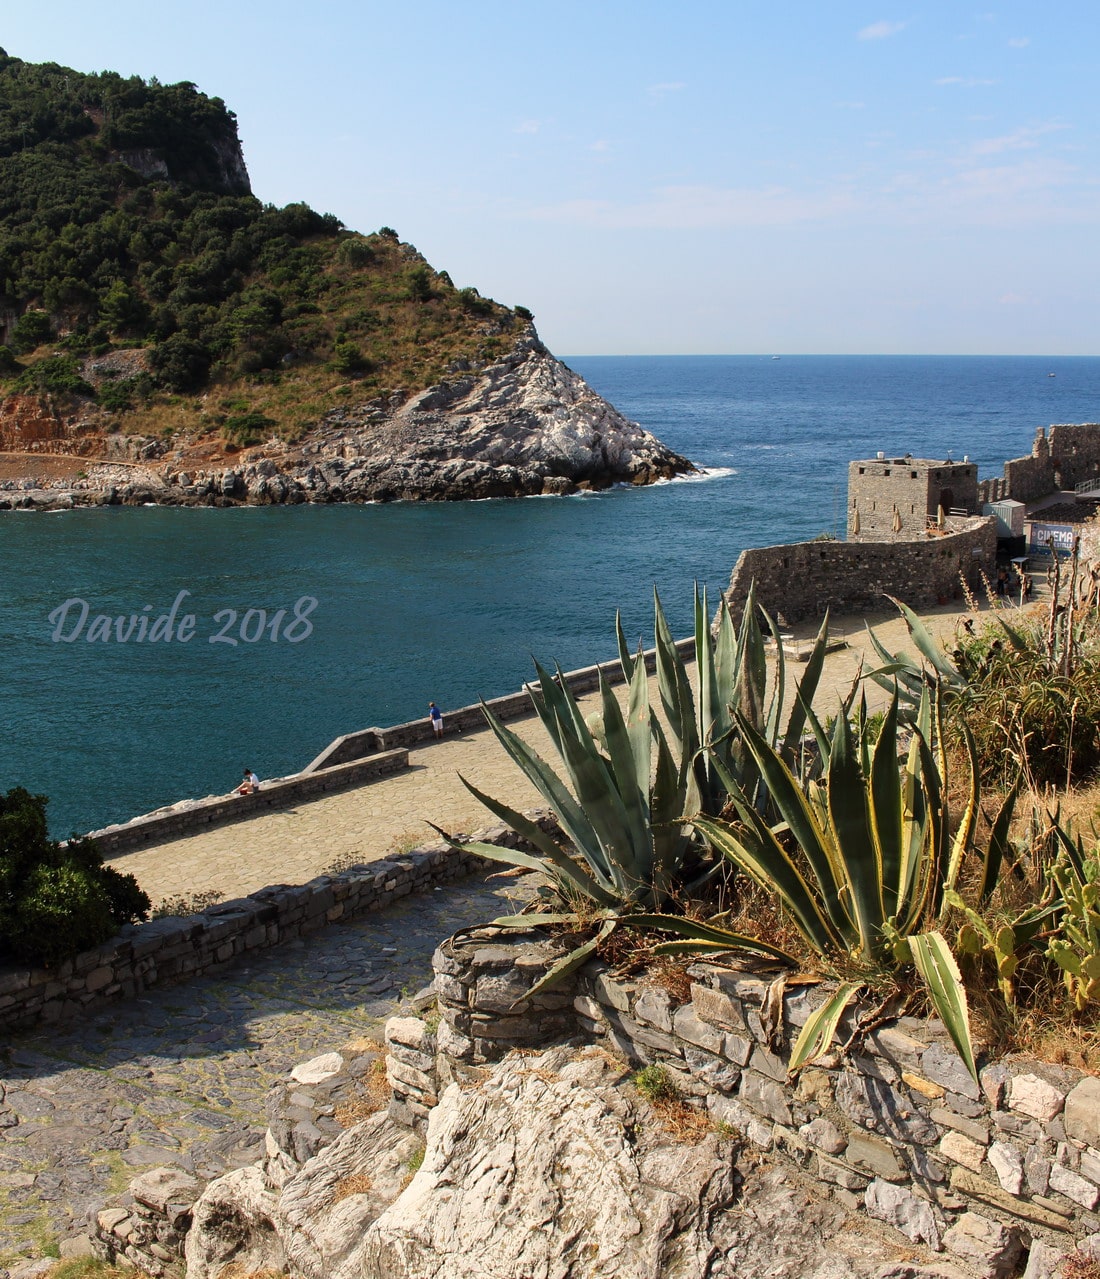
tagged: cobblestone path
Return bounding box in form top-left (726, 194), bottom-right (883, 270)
top-left (0, 869), bottom-right (533, 1271)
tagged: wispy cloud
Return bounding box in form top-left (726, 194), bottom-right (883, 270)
top-left (935, 76), bottom-right (998, 87)
top-left (525, 184), bottom-right (858, 230)
top-left (1007, 36), bottom-right (1031, 48)
top-left (857, 20), bottom-right (906, 41)
top-left (999, 293), bottom-right (1027, 305)
top-left (589, 140), bottom-right (610, 152)
top-left (647, 81), bottom-right (685, 99)
top-left (972, 123), bottom-right (1068, 156)
top-left (835, 100), bottom-right (866, 110)
top-left (513, 119), bottom-right (541, 135)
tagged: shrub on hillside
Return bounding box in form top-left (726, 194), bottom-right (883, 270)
top-left (0, 787), bottom-right (150, 967)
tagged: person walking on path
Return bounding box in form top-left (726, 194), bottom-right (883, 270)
top-left (429, 702), bottom-right (444, 739)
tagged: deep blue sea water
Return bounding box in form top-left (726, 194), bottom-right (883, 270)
top-left (4, 354), bottom-right (1100, 836)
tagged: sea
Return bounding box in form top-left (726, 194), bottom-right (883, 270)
top-left (4, 354), bottom-right (1100, 838)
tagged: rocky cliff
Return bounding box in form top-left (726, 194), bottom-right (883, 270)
top-left (0, 332), bottom-right (694, 508)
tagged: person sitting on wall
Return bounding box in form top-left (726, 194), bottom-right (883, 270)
top-left (236, 768), bottom-right (260, 795)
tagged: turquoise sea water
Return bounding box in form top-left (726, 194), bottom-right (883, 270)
top-left (4, 354), bottom-right (1100, 837)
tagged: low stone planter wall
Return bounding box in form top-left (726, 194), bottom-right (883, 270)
top-left (0, 826), bottom-right (529, 1033)
top-left (426, 940), bottom-right (1100, 1266)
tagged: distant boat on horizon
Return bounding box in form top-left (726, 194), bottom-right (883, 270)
top-left (771, 355), bottom-right (781, 360)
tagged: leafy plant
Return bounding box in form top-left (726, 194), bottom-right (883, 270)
top-left (633, 1063), bottom-right (677, 1102)
top-left (1046, 850), bottom-right (1100, 1011)
top-left (0, 787), bottom-right (149, 966)
top-left (637, 687), bottom-right (997, 1080)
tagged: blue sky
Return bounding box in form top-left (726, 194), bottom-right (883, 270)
top-left (4, 2), bottom-right (1097, 355)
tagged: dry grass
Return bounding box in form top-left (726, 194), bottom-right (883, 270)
top-left (333, 1058), bottom-right (390, 1128)
top-left (1063, 1255), bottom-right (1100, 1279)
top-left (215, 1267), bottom-right (286, 1279)
top-left (649, 1096), bottom-right (716, 1144)
top-left (330, 1172), bottom-right (374, 1205)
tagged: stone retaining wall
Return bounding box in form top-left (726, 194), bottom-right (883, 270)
top-left (725, 518), bottom-right (997, 626)
top-left (417, 935), bottom-right (1100, 1264)
top-left (0, 825), bottom-right (532, 1033)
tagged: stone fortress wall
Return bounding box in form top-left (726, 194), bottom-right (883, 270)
top-left (979, 424), bottom-right (1100, 505)
top-left (723, 517), bottom-right (997, 626)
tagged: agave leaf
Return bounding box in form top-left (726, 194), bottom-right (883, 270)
top-left (524, 918), bottom-right (616, 1000)
top-left (826, 712), bottom-right (885, 961)
top-left (655, 588), bottom-right (695, 757)
top-left (781, 611), bottom-right (830, 756)
top-left (491, 912), bottom-right (590, 927)
top-left (615, 609), bottom-right (637, 682)
top-left (478, 700), bottom-right (609, 879)
top-left (597, 669), bottom-right (652, 874)
top-left (624, 912), bottom-right (794, 961)
top-left (432, 820), bottom-right (617, 909)
top-left (789, 982), bottom-right (862, 1072)
top-left (869, 693), bottom-right (904, 919)
top-left (908, 930), bottom-right (978, 1084)
top-left (694, 812), bottom-right (843, 957)
top-left (944, 722), bottom-right (980, 896)
top-left (883, 595), bottom-right (967, 687)
top-left (991, 613), bottom-right (1031, 653)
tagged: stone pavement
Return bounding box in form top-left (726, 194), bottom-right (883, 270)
top-left (107, 598), bottom-right (988, 906)
top-left (0, 869), bottom-right (536, 1272)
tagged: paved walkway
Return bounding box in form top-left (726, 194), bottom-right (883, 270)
top-left (0, 593), bottom-right (1027, 1271)
top-left (108, 598), bottom-right (986, 905)
top-left (0, 870), bottom-right (536, 1270)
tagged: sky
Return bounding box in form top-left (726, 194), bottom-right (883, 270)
top-left (3, 2), bottom-right (1097, 355)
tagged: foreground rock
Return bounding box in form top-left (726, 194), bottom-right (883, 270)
top-left (175, 1044), bottom-right (983, 1279)
top-left (0, 334), bottom-right (694, 509)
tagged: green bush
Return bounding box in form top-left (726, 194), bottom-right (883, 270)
top-left (97, 373), bottom-right (154, 412)
top-left (335, 236), bottom-right (374, 268)
top-left (9, 310), bottom-right (52, 353)
top-left (0, 787), bottom-right (149, 967)
top-left (331, 339), bottom-right (370, 376)
top-left (223, 409), bottom-right (274, 446)
top-left (0, 344), bottom-right (21, 377)
top-left (12, 354), bottom-right (93, 397)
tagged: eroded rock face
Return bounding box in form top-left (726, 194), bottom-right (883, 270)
top-left (360, 1046), bottom-right (736, 1279)
top-left (181, 1043), bottom-right (971, 1279)
top-left (0, 334), bottom-right (695, 509)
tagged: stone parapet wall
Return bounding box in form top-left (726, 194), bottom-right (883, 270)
top-left (724, 518), bottom-right (997, 625)
top-left (87, 747), bottom-right (409, 857)
top-left (91, 639), bottom-right (695, 851)
top-left (424, 937), bottom-right (1100, 1261)
top-left (0, 826), bottom-right (529, 1033)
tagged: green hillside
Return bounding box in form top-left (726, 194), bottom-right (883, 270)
top-left (0, 50), bottom-right (527, 442)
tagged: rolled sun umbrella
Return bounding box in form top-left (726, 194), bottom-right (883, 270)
top-left (937, 504), bottom-right (946, 529)
top-left (851, 506), bottom-right (861, 535)
top-left (892, 506), bottom-right (903, 533)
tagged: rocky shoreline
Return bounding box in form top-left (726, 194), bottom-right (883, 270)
top-left (0, 335), bottom-right (694, 510)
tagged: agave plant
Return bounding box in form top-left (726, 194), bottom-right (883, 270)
top-left (631, 684), bottom-right (1018, 1081)
top-left (439, 584), bottom-right (829, 991)
top-left (619, 583), bottom-right (840, 821)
